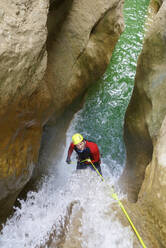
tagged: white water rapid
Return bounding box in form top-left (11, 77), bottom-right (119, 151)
top-left (0, 112), bottom-right (135, 248)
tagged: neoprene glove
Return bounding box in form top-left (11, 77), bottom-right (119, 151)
top-left (66, 157), bottom-right (71, 164)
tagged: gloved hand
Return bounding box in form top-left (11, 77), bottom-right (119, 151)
top-left (66, 157), bottom-right (71, 164)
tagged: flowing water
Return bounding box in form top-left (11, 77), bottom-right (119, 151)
top-left (0, 0), bottom-right (150, 247)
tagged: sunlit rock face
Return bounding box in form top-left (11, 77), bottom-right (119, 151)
top-left (122, 0), bottom-right (166, 242)
top-left (0, 0), bottom-right (124, 221)
top-left (45, 0), bottom-right (124, 116)
top-left (0, 0), bottom-right (51, 221)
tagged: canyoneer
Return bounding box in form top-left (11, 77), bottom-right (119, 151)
top-left (66, 133), bottom-right (102, 175)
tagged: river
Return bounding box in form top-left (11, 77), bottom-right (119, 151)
top-left (0, 0), bottom-right (150, 247)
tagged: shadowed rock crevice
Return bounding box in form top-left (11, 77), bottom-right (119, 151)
top-left (47, 0), bottom-right (74, 50)
top-left (122, 76), bottom-right (153, 202)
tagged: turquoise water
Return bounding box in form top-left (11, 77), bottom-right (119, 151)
top-left (74, 0), bottom-right (150, 169)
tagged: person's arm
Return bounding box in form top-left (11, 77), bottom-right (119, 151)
top-left (88, 142), bottom-right (101, 164)
top-left (66, 142), bottom-right (74, 164)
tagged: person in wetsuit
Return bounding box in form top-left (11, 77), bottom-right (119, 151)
top-left (66, 133), bottom-right (102, 175)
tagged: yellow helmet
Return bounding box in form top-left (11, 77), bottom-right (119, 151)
top-left (72, 133), bottom-right (83, 145)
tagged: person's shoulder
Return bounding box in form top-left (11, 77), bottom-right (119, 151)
top-left (86, 140), bottom-right (96, 144)
top-left (70, 142), bottom-right (75, 148)
top-left (86, 140), bottom-right (98, 148)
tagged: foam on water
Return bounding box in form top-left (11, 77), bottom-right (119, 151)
top-left (0, 174), bottom-right (133, 248)
top-left (0, 115), bottom-right (133, 248)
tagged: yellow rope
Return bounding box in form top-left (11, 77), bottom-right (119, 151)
top-left (80, 158), bottom-right (105, 181)
top-left (80, 158), bottom-right (147, 248)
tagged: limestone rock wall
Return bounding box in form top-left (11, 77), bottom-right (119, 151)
top-left (122, 0), bottom-right (166, 244)
top-left (121, 0), bottom-right (166, 201)
top-left (0, 0), bottom-right (124, 221)
top-left (46, 0), bottom-right (124, 117)
top-left (138, 116), bottom-right (166, 246)
top-left (0, 0), bottom-right (51, 221)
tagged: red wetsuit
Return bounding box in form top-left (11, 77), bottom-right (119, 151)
top-left (67, 140), bottom-right (101, 167)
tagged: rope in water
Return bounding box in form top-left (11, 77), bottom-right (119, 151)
top-left (79, 158), bottom-right (147, 248)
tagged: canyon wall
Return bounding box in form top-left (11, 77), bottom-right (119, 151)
top-left (0, 0), bottom-right (124, 221)
top-left (0, 0), bottom-right (51, 222)
top-left (46, 0), bottom-right (124, 117)
top-left (122, 0), bottom-right (165, 201)
top-left (122, 0), bottom-right (166, 245)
